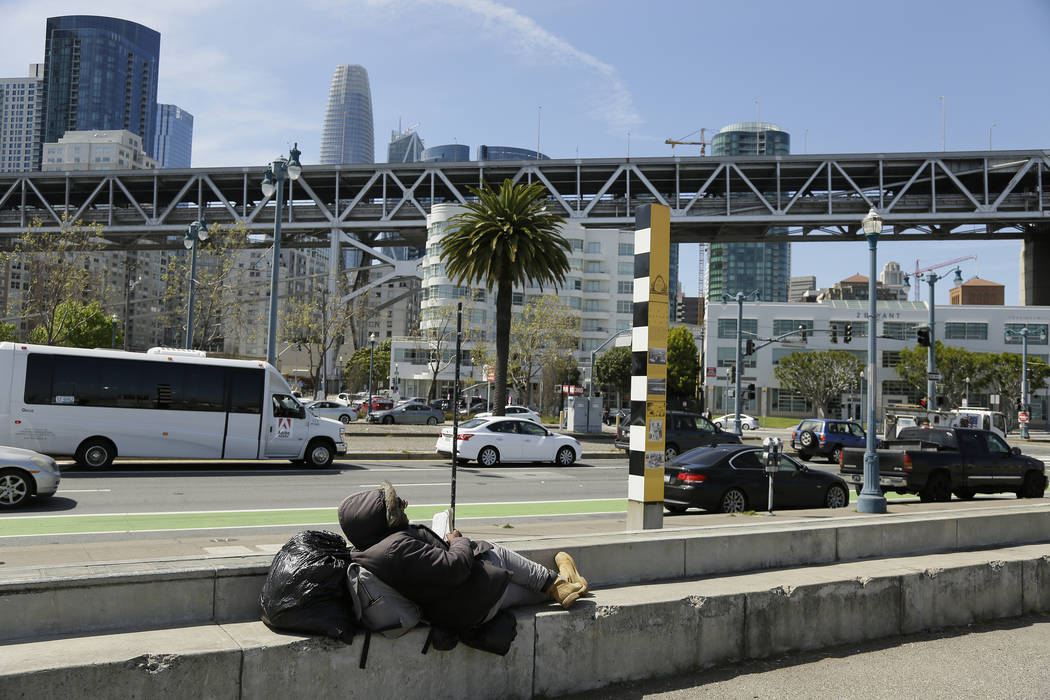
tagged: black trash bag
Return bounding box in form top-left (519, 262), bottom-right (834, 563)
top-left (461, 609), bottom-right (517, 656)
top-left (260, 530), bottom-right (357, 642)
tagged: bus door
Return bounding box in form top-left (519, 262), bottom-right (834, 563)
top-left (224, 370), bottom-right (264, 459)
top-left (266, 393), bottom-right (308, 458)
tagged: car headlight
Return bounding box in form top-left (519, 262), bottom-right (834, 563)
top-left (30, 455), bottom-right (58, 473)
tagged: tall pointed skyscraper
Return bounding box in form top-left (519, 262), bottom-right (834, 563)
top-left (320, 65), bottom-right (374, 164)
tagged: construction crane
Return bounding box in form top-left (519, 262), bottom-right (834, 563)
top-left (911, 255), bottom-right (977, 301)
top-left (665, 127), bottom-right (708, 156)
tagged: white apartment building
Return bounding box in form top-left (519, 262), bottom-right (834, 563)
top-left (704, 299), bottom-right (1050, 423)
top-left (42, 129), bottom-right (157, 171)
top-left (388, 203), bottom-right (636, 400)
top-left (0, 64), bottom-right (43, 173)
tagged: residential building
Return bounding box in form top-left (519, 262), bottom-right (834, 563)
top-left (319, 65), bottom-right (374, 165)
top-left (0, 64), bottom-right (44, 173)
top-left (421, 144), bottom-right (469, 162)
top-left (706, 122), bottom-right (791, 302)
top-left (951, 277), bottom-right (1005, 306)
top-left (42, 16), bottom-right (160, 159)
top-left (387, 124), bottom-right (424, 163)
top-left (153, 104), bottom-right (193, 168)
top-left (789, 276), bottom-right (816, 302)
top-left (818, 273), bottom-right (903, 302)
top-left (42, 129), bottom-right (157, 171)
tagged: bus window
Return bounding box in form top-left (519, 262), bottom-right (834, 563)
top-left (230, 370), bottom-right (264, 414)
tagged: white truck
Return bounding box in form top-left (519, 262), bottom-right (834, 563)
top-left (0, 343), bottom-right (347, 468)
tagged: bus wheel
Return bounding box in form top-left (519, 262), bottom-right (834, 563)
top-left (304, 439), bottom-right (335, 468)
top-left (75, 438), bottom-right (115, 469)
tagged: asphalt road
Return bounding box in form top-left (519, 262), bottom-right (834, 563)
top-left (563, 614), bottom-right (1050, 699)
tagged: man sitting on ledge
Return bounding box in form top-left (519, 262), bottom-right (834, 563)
top-left (338, 482), bottom-right (587, 634)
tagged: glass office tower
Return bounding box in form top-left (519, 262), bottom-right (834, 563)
top-left (707, 122), bottom-right (791, 302)
top-left (320, 65), bottom-right (374, 165)
top-left (153, 104), bottom-right (193, 168)
top-left (42, 16), bottom-right (160, 159)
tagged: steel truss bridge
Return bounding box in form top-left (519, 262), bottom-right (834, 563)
top-left (1, 149), bottom-right (1048, 302)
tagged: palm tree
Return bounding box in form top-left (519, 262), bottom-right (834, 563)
top-left (440, 179), bottom-right (570, 416)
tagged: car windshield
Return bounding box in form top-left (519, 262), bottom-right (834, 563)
top-left (459, 419), bottom-right (486, 429)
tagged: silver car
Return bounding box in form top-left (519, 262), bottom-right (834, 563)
top-left (366, 402), bottom-right (446, 425)
top-left (0, 446), bottom-right (61, 509)
top-left (305, 400), bottom-right (359, 424)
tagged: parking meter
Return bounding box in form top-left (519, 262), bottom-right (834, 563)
top-left (762, 437), bottom-right (782, 514)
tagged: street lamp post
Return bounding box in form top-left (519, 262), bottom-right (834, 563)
top-left (723, 291), bottom-right (758, 436)
top-left (367, 332), bottom-right (377, 418)
top-left (1006, 326), bottom-right (1043, 440)
top-left (183, 218), bottom-right (208, 349)
top-left (858, 206), bottom-right (887, 514)
top-left (261, 143), bottom-right (303, 367)
top-left (110, 314), bottom-right (119, 349)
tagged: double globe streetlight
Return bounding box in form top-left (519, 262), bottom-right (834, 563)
top-left (183, 217), bottom-right (209, 349)
top-left (261, 144), bottom-right (303, 367)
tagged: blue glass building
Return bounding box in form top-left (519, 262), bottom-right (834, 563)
top-left (477, 145), bottom-right (548, 161)
top-left (421, 144), bottom-right (469, 162)
top-left (707, 122), bottom-right (791, 302)
top-left (153, 104), bottom-right (193, 168)
top-left (320, 65), bottom-right (374, 164)
top-left (42, 16), bottom-right (160, 158)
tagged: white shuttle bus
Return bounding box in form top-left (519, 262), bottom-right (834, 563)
top-left (0, 343), bottom-right (347, 469)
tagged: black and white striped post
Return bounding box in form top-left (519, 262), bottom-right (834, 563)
top-left (627, 204), bottom-right (670, 530)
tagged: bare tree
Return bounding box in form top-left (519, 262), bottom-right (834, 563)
top-left (507, 295), bottom-right (579, 407)
top-left (281, 280), bottom-right (364, 396)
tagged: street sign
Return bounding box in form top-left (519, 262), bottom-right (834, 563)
top-left (569, 385), bottom-right (584, 395)
top-left (706, 366), bottom-right (717, 378)
top-left (1019, 411), bottom-right (1030, 423)
top-left (927, 372), bottom-right (942, 381)
top-left (485, 366), bottom-right (495, 382)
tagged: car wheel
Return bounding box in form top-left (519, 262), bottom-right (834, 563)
top-left (339, 414), bottom-right (352, 424)
top-left (953, 487), bottom-right (976, 500)
top-left (665, 444), bottom-right (679, 460)
top-left (799, 430), bottom-right (817, 448)
top-left (1019, 471), bottom-right (1046, 498)
top-left (382, 415), bottom-right (394, 425)
top-left (555, 446), bottom-right (576, 466)
top-left (741, 423), bottom-right (751, 431)
top-left (0, 469), bottom-right (31, 509)
top-left (719, 488), bottom-right (748, 513)
top-left (478, 446), bottom-right (500, 467)
top-left (921, 473), bottom-right (951, 503)
top-left (426, 416), bottom-right (438, 425)
top-left (829, 446), bottom-right (842, 464)
top-left (75, 437), bottom-right (115, 469)
top-left (665, 504), bottom-right (688, 514)
top-left (825, 484), bottom-right (849, 508)
top-left (303, 439), bottom-right (335, 468)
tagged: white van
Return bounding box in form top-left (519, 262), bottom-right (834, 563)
top-left (0, 343), bottom-right (347, 468)
top-left (951, 408), bottom-right (1008, 440)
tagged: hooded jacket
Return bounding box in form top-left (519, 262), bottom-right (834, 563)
top-left (338, 483), bottom-right (510, 633)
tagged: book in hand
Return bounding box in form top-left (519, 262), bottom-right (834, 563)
top-left (431, 508), bottom-right (452, 538)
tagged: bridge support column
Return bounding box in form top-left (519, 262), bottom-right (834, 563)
top-left (1021, 236), bottom-right (1050, 305)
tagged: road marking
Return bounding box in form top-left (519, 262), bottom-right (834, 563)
top-left (57, 489), bottom-right (112, 493)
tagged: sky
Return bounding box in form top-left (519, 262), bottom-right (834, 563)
top-left (3, 0), bottom-right (1049, 305)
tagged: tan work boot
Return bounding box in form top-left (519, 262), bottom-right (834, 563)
top-left (555, 551), bottom-right (588, 594)
top-left (546, 578), bottom-right (584, 609)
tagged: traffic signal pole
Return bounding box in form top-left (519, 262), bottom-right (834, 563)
top-left (926, 275), bottom-right (938, 411)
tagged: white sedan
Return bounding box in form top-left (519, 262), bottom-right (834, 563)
top-left (713, 413), bottom-right (760, 430)
top-left (0, 446), bottom-right (61, 509)
top-left (473, 405), bottom-right (542, 423)
top-left (305, 400), bottom-right (358, 424)
top-left (435, 417), bottom-right (581, 466)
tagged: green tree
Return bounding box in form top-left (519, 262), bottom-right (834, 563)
top-left (281, 282), bottom-right (361, 398)
top-left (27, 300), bottom-right (121, 348)
top-left (0, 322), bottom-right (16, 342)
top-left (774, 350), bottom-right (865, 417)
top-left (413, 303), bottom-right (485, 400)
top-left (543, 356), bottom-right (581, 416)
top-left (594, 345), bottom-right (631, 398)
top-left (667, 326), bottom-right (700, 401)
top-left (440, 179), bottom-right (570, 415)
top-left (896, 342), bottom-right (987, 408)
top-left (344, 340), bottom-right (391, 394)
top-left (508, 295), bottom-right (579, 407)
top-left (979, 352), bottom-right (1050, 428)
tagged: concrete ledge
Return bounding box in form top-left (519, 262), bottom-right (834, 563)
top-left (5, 546), bottom-right (1050, 699)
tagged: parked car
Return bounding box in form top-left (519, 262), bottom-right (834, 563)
top-left (790, 419), bottom-right (866, 463)
top-left (366, 402), bottom-right (446, 425)
top-left (474, 405), bottom-right (542, 423)
top-left (615, 410), bottom-right (742, 458)
top-left (840, 426), bottom-right (1047, 501)
top-left (603, 408), bottom-right (629, 426)
top-left (429, 399), bottom-right (451, 412)
top-left (663, 444), bottom-right (850, 514)
top-left (712, 413), bottom-right (760, 431)
top-left (458, 397), bottom-right (491, 415)
top-left (0, 445), bottom-right (61, 509)
top-left (435, 417), bottom-right (581, 466)
top-left (304, 399), bottom-right (358, 424)
top-left (355, 397), bottom-right (394, 415)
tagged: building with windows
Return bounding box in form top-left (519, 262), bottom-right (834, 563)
top-left (319, 65), bottom-right (374, 165)
top-left (0, 64), bottom-right (44, 173)
top-left (153, 104), bottom-right (193, 168)
top-left (421, 144), bottom-right (469, 162)
top-left (818, 273), bottom-right (905, 302)
top-left (706, 122), bottom-right (791, 303)
top-left (42, 16), bottom-right (160, 160)
top-left (42, 129), bottom-right (157, 171)
top-left (703, 298), bottom-right (1050, 424)
top-left (387, 125), bottom-right (424, 163)
top-left (477, 145), bottom-right (548, 161)
top-left (951, 277), bottom-right (1005, 306)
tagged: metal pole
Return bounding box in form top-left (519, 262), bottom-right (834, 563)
top-left (450, 302), bottom-right (463, 529)
top-left (927, 275), bottom-right (937, 411)
top-left (367, 337), bottom-right (375, 419)
top-left (185, 241), bottom-right (197, 349)
top-left (858, 229), bottom-right (887, 513)
top-left (734, 292), bottom-right (744, 436)
top-left (1022, 329), bottom-right (1030, 440)
top-left (266, 175), bottom-right (284, 366)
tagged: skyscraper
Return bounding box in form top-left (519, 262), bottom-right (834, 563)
top-left (387, 124), bottom-right (423, 163)
top-left (153, 104), bottom-right (193, 168)
top-left (0, 64), bottom-right (43, 173)
top-left (320, 65), bottom-right (374, 165)
top-left (42, 16), bottom-right (160, 159)
top-left (706, 122), bottom-right (791, 302)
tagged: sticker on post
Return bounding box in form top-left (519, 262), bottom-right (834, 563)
top-left (645, 451), bottom-right (665, 469)
top-left (648, 418), bottom-right (664, 442)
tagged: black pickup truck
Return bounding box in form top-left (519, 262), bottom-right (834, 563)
top-left (839, 426), bottom-right (1047, 502)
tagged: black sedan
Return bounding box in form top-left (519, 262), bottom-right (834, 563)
top-left (663, 445), bottom-right (851, 514)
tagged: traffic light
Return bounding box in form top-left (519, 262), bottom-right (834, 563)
top-left (919, 398), bottom-right (927, 409)
top-left (1016, 397), bottom-right (1023, 410)
top-left (798, 324), bottom-right (807, 342)
top-left (844, 323), bottom-right (853, 344)
top-left (728, 364), bottom-right (736, 384)
top-left (747, 383), bottom-right (756, 400)
top-left (830, 328), bottom-right (838, 344)
top-left (745, 338), bottom-right (756, 356)
top-left (916, 327), bottom-right (931, 347)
